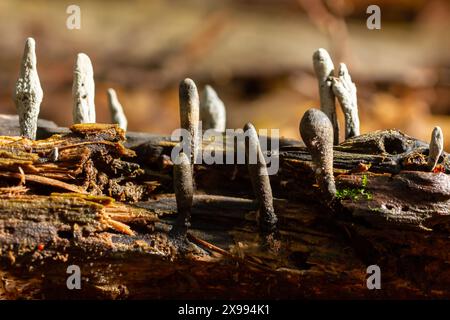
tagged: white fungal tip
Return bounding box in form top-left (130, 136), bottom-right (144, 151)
top-left (107, 88), bottom-right (128, 131)
top-left (200, 85), bottom-right (226, 132)
top-left (313, 48), bottom-right (329, 58)
top-left (338, 63), bottom-right (354, 87)
top-left (204, 85), bottom-right (217, 98)
top-left (428, 126), bottom-right (444, 171)
top-left (313, 48), bottom-right (333, 64)
top-left (432, 126), bottom-right (443, 139)
top-left (332, 62), bottom-right (359, 139)
top-left (14, 37), bottom-right (43, 140)
top-left (181, 77), bottom-right (196, 87)
top-left (25, 37), bottom-right (35, 48)
top-left (24, 38), bottom-right (35, 57)
top-left (75, 53), bottom-right (93, 76)
top-left (179, 78), bottom-right (199, 112)
top-left (313, 48), bottom-right (334, 79)
top-left (72, 52), bottom-right (96, 124)
top-left (19, 37), bottom-right (37, 77)
top-left (338, 62), bottom-right (348, 76)
top-left (25, 37), bottom-right (35, 45)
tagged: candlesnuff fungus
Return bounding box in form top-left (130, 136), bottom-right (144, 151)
top-left (244, 122), bottom-right (278, 235)
top-left (313, 48), bottom-right (339, 145)
top-left (13, 37), bottom-right (43, 140)
top-left (331, 63), bottom-right (360, 139)
top-left (179, 78), bottom-right (200, 164)
top-left (300, 108), bottom-right (337, 201)
top-left (107, 88), bottom-right (128, 131)
top-left (72, 53), bottom-right (96, 124)
top-left (49, 147), bottom-right (59, 162)
top-left (428, 126), bottom-right (444, 171)
top-left (200, 85), bottom-right (226, 132)
top-left (170, 151), bottom-right (194, 239)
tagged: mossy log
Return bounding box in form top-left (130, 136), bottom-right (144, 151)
top-left (0, 119), bottom-right (449, 299)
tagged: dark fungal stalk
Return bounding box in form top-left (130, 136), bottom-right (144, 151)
top-left (170, 151), bottom-right (194, 240)
top-left (300, 108), bottom-right (337, 202)
top-left (244, 122), bottom-right (278, 237)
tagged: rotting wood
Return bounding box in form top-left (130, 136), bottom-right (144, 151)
top-left (0, 119), bottom-right (449, 299)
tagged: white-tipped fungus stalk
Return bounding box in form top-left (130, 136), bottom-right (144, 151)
top-left (300, 108), bottom-right (336, 201)
top-left (170, 151), bottom-right (194, 239)
top-left (107, 88), bottom-right (128, 131)
top-left (13, 37), bottom-right (43, 140)
top-left (179, 78), bottom-right (200, 164)
top-left (331, 63), bottom-right (360, 139)
top-left (72, 53), bottom-right (96, 124)
top-left (49, 147), bottom-right (59, 162)
top-left (428, 126), bottom-right (444, 171)
top-left (244, 123), bottom-right (278, 235)
top-left (200, 85), bottom-right (226, 132)
top-left (313, 48), bottom-right (339, 144)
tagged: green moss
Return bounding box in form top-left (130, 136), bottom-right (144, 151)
top-left (336, 174), bottom-right (372, 201)
top-left (361, 174), bottom-right (368, 187)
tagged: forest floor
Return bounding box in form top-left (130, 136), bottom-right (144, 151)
top-left (0, 0), bottom-right (448, 147)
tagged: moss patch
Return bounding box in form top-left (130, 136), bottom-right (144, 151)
top-left (336, 174), bottom-right (372, 201)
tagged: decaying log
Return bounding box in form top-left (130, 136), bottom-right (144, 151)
top-left (0, 119), bottom-right (449, 299)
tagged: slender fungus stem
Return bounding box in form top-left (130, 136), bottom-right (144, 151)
top-left (200, 85), bottom-right (226, 132)
top-left (170, 152), bottom-right (194, 239)
top-left (13, 37), bottom-right (43, 140)
top-left (331, 63), bottom-right (360, 139)
top-left (244, 123), bottom-right (278, 235)
top-left (313, 48), bottom-right (339, 144)
top-left (300, 108), bottom-right (336, 201)
top-left (179, 78), bottom-right (200, 164)
top-left (107, 88), bottom-right (128, 131)
top-left (72, 53), bottom-right (96, 124)
top-left (428, 126), bottom-right (444, 171)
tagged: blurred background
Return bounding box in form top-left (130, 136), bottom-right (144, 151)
top-left (0, 0), bottom-right (449, 147)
